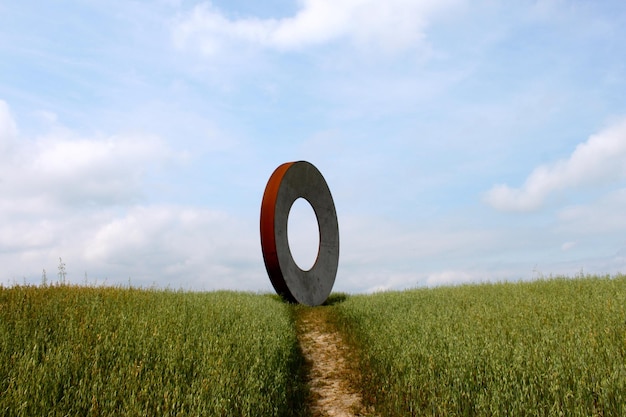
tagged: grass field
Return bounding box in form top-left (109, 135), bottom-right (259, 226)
top-left (0, 286), bottom-right (306, 417)
top-left (333, 275), bottom-right (626, 416)
top-left (1, 275), bottom-right (625, 416)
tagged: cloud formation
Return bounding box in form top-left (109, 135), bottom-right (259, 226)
top-left (3, 1), bottom-right (626, 291)
top-left (0, 100), bottom-right (260, 289)
top-left (485, 118), bottom-right (626, 212)
top-left (0, 100), bottom-right (18, 155)
top-left (83, 205), bottom-right (262, 290)
top-left (172, 0), bottom-right (460, 54)
top-left (1, 135), bottom-right (173, 211)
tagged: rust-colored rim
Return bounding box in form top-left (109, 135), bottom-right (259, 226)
top-left (260, 162), bottom-right (295, 301)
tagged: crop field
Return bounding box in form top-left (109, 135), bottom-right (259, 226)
top-left (333, 275), bottom-right (626, 416)
top-left (0, 286), bottom-right (306, 417)
top-left (1, 275), bottom-right (625, 416)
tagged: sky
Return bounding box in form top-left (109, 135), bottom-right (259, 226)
top-left (1, 0), bottom-right (625, 293)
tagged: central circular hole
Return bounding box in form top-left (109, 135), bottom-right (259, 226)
top-left (287, 198), bottom-right (320, 271)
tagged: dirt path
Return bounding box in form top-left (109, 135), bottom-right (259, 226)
top-left (296, 307), bottom-right (373, 417)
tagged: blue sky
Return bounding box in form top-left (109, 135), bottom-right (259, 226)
top-left (1, 0), bottom-right (625, 292)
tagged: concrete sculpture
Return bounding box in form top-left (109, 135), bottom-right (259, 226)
top-left (260, 161), bottom-right (339, 306)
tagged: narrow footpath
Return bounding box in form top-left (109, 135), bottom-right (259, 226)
top-left (296, 307), bottom-right (374, 417)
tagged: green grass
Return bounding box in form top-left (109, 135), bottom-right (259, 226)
top-left (333, 275), bottom-right (626, 416)
top-left (0, 285), bottom-right (306, 417)
top-left (3, 276), bottom-right (625, 416)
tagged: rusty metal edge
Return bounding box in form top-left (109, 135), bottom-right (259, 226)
top-left (260, 161), bottom-right (297, 303)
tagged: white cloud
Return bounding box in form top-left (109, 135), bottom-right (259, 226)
top-left (172, 0), bottom-right (460, 54)
top-left (0, 107), bottom-right (176, 210)
top-left (0, 203), bottom-right (266, 290)
top-left (0, 100), bottom-right (270, 291)
top-left (82, 205), bottom-right (264, 290)
top-left (330, 213), bottom-right (504, 292)
top-left (0, 100), bottom-right (18, 155)
top-left (485, 117), bottom-right (626, 212)
top-left (31, 135), bottom-right (172, 205)
top-left (0, 100), bottom-right (229, 288)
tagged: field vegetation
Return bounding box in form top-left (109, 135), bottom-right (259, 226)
top-left (1, 275), bottom-right (625, 416)
top-left (0, 285), bottom-right (306, 417)
top-left (333, 275), bottom-right (626, 416)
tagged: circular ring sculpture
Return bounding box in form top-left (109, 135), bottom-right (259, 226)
top-left (260, 161), bottom-right (339, 306)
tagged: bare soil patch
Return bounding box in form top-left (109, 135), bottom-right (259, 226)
top-left (296, 307), bottom-right (374, 417)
